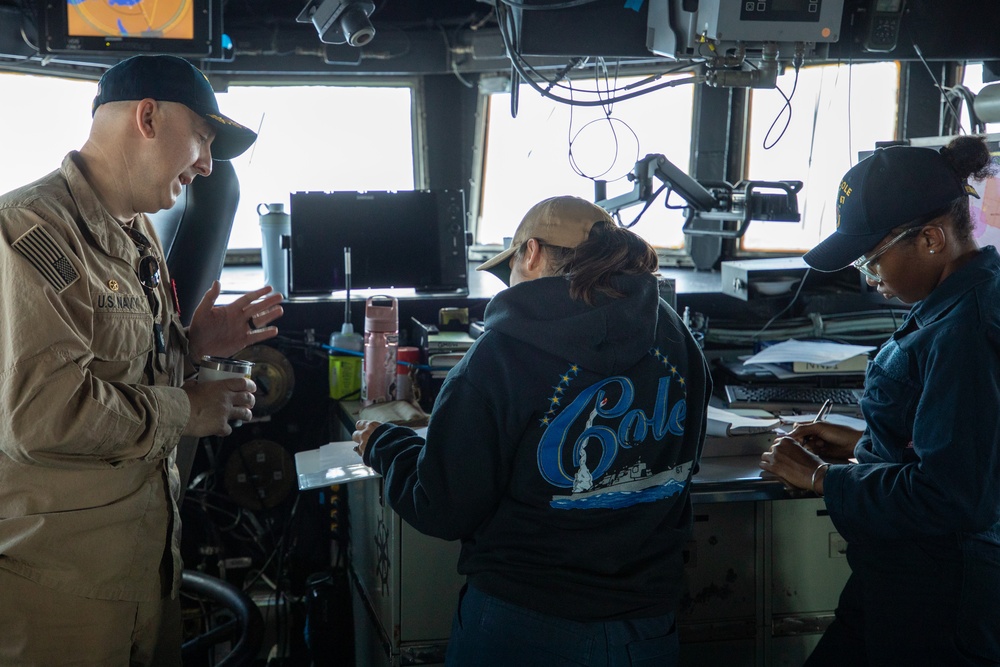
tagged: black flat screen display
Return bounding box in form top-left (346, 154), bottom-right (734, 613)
top-left (289, 190), bottom-right (467, 295)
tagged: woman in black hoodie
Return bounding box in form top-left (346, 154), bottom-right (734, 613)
top-left (355, 195), bottom-right (711, 667)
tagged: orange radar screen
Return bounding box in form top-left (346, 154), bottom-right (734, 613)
top-left (66, 0), bottom-right (195, 39)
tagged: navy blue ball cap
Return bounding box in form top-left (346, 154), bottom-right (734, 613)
top-left (92, 54), bottom-right (257, 161)
top-left (803, 145), bottom-right (979, 272)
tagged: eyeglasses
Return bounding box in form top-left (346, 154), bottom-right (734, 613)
top-left (122, 226), bottom-right (161, 292)
top-left (122, 225), bottom-right (165, 355)
top-left (851, 226), bottom-right (922, 282)
top-left (122, 226), bottom-right (161, 316)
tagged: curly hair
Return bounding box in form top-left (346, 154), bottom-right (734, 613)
top-left (941, 135), bottom-right (999, 242)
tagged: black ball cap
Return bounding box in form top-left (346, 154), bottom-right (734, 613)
top-left (92, 54), bottom-right (257, 161)
top-left (803, 145), bottom-right (978, 272)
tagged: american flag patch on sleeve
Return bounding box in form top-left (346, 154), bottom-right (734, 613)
top-left (12, 225), bottom-right (80, 293)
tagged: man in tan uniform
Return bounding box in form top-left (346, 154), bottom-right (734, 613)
top-left (0, 55), bottom-right (284, 665)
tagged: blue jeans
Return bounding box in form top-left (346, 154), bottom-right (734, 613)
top-left (445, 584), bottom-right (679, 667)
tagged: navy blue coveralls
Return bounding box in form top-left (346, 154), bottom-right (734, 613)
top-left (815, 246), bottom-right (1000, 666)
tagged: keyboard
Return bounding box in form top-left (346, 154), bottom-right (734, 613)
top-left (725, 385), bottom-right (864, 412)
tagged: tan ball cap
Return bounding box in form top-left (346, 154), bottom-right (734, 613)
top-left (476, 195), bottom-right (614, 285)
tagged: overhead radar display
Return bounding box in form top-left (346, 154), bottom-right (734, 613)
top-left (66, 0), bottom-right (194, 39)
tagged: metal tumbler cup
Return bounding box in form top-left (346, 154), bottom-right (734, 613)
top-left (199, 356), bottom-right (255, 427)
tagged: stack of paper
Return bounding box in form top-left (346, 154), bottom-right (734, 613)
top-left (703, 406), bottom-right (781, 458)
top-left (743, 339), bottom-right (876, 377)
top-left (428, 352), bottom-right (465, 379)
top-left (707, 405), bottom-right (781, 437)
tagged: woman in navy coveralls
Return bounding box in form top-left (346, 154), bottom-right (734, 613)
top-left (761, 135), bottom-right (1000, 666)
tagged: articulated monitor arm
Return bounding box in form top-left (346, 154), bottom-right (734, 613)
top-left (595, 153), bottom-right (802, 238)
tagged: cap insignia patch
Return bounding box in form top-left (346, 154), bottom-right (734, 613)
top-left (206, 113), bottom-right (244, 129)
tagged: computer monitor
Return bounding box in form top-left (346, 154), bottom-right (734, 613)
top-left (288, 190), bottom-right (469, 295)
top-left (41, 0), bottom-right (222, 57)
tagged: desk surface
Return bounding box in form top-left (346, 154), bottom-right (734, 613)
top-left (303, 400), bottom-right (805, 502)
top-left (692, 456), bottom-right (799, 502)
top-left (295, 443), bottom-right (799, 503)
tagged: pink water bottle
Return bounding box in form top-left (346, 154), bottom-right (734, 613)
top-left (361, 296), bottom-right (398, 406)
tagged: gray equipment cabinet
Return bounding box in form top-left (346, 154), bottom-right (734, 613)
top-left (344, 454), bottom-right (852, 667)
top-left (348, 476), bottom-right (462, 667)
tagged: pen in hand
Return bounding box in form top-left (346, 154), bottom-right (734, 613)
top-left (811, 398), bottom-right (833, 425)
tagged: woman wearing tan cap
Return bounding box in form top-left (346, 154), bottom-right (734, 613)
top-left (354, 195), bottom-right (711, 666)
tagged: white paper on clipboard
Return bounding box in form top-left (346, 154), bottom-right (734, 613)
top-left (294, 427), bottom-right (428, 491)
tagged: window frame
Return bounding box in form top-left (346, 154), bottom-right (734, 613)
top-left (734, 60), bottom-right (903, 258)
top-left (0, 68), bottom-right (425, 263)
top-left (217, 75), bottom-right (424, 260)
top-left (469, 68), bottom-right (701, 266)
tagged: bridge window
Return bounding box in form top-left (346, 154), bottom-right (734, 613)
top-left (0, 72), bottom-right (416, 251)
top-left (478, 73), bottom-right (696, 250)
top-left (741, 61), bottom-right (900, 253)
